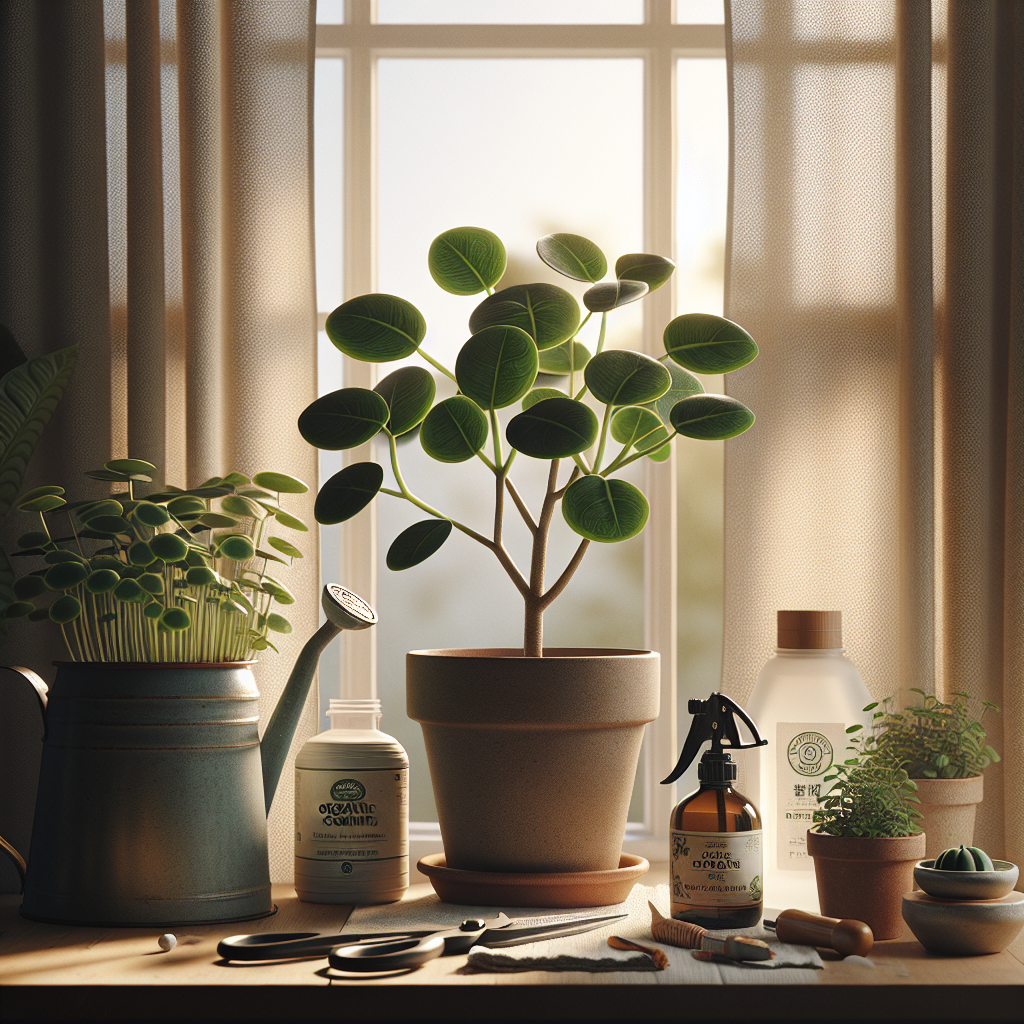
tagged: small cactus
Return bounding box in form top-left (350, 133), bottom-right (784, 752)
top-left (934, 844), bottom-right (994, 871)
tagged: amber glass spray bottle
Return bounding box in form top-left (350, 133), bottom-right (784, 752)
top-left (662, 693), bottom-right (768, 928)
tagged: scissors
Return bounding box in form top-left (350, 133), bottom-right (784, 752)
top-left (218, 910), bottom-right (628, 972)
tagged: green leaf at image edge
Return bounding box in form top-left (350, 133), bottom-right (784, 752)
top-left (315, 463), bottom-right (384, 525)
top-left (562, 475), bottom-right (649, 543)
top-left (386, 519), bottom-right (453, 570)
top-left (0, 343), bottom-right (79, 521)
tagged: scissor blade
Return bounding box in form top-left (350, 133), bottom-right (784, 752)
top-left (478, 911), bottom-right (629, 949)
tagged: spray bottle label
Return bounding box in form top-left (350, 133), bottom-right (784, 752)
top-left (295, 767), bottom-right (408, 877)
top-left (776, 722), bottom-right (847, 870)
top-left (670, 829), bottom-right (762, 913)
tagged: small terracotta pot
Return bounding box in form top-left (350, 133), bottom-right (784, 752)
top-left (407, 648), bottom-right (660, 875)
top-left (912, 775), bottom-right (983, 860)
top-left (806, 829), bottom-right (926, 939)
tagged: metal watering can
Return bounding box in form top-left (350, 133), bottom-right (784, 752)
top-left (0, 584), bottom-right (375, 926)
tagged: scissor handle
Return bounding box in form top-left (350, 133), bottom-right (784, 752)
top-left (328, 934), bottom-right (447, 972)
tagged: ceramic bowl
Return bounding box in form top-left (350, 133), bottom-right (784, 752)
top-left (914, 859), bottom-right (1019, 900)
top-left (902, 890), bottom-right (1024, 955)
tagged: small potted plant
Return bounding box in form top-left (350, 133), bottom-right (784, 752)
top-left (870, 689), bottom-right (1000, 859)
top-left (808, 711), bottom-right (925, 939)
top-left (300, 226), bottom-right (759, 882)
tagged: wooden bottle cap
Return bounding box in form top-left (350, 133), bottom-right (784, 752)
top-left (777, 610), bottom-right (842, 649)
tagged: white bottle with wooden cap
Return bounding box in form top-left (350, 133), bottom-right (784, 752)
top-left (739, 611), bottom-right (872, 913)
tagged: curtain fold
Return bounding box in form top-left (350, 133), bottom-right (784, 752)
top-left (724, 0), bottom-right (1022, 869)
top-left (0, 0), bottom-right (319, 890)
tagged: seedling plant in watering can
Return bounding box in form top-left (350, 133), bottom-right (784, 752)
top-left (303, 227), bottom-right (758, 657)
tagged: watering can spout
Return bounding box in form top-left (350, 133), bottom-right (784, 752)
top-left (260, 585), bottom-right (377, 815)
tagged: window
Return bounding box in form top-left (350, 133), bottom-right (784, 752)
top-left (314, 1), bottom-right (727, 860)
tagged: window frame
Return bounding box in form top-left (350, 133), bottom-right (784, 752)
top-left (315, 0), bottom-right (727, 861)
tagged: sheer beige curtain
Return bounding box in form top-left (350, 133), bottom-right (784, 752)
top-left (723, 0), bottom-right (1022, 868)
top-left (0, 0), bottom-right (319, 889)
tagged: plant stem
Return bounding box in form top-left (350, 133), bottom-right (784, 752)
top-left (592, 404), bottom-right (614, 474)
top-left (602, 431), bottom-right (678, 476)
top-left (523, 460), bottom-right (561, 657)
top-left (416, 348), bottom-right (458, 384)
top-left (489, 408), bottom-right (502, 469)
top-left (540, 538), bottom-right (590, 611)
top-left (504, 477), bottom-right (537, 533)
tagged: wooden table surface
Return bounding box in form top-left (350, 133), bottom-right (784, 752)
top-left (2, 870), bottom-right (1022, 1022)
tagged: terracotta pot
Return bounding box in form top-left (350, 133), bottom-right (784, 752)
top-left (912, 775), bottom-right (984, 860)
top-left (406, 648), bottom-right (660, 874)
top-left (806, 829), bottom-right (926, 939)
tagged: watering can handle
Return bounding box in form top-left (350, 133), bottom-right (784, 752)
top-left (0, 666), bottom-right (49, 893)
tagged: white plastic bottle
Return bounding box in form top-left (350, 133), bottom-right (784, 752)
top-left (294, 699), bottom-right (409, 904)
top-left (738, 611), bottom-right (872, 913)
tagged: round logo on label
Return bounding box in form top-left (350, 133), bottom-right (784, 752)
top-left (787, 732), bottom-right (833, 777)
top-left (330, 778), bottom-right (366, 801)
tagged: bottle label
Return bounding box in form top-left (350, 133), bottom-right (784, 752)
top-left (776, 721), bottom-right (848, 871)
top-left (295, 766), bottom-right (408, 874)
top-left (670, 829), bottom-right (763, 911)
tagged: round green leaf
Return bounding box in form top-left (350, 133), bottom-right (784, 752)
top-left (583, 279), bottom-right (648, 313)
top-left (139, 573), bottom-right (165, 595)
top-left (77, 499), bottom-right (125, 523)
top-left (428, 226), bottom-right (506, 295)
top-left (167, 495), bottom-right (208, 516)
top-left (256, 548), bottom-right (287, 565)
top-left (19, 494), bottom-right (66, 513)
top-left (669, 394), bottom-right (756, 439)
top-left (266, 612), bottom-right (293, 634)
top-left (584, 350), bottom-right (672, 406)
top-left (455, 325), bottom-right (539, 410)
top-left (186, 566), bottom-right (218, 586)
top-left (522, 387), bottom-right (567, 410)
top-left (14, 575), bottom-right (48, 599)
top-left (184, 549), bottom-right (210, 568)
top-left (562, 476), bottom-right (649, 543)
top-left (538, 340), bottom-right (591, 376)
top-left (16, 531), bottom-right (50, 549)
top-left (268, 536), bottom-right (304, 559)
top-left (373, 366), bottom-right (436, 436)
top-left (218, 534), bottom-right (256, 561)
top-left (386, 519), bottom-right (453, 571)
top-left (43, 550), bottom-right (86, 565)
top-left (644, 435), bottom-right (672, 461)
top-left (506, 397), bottom-right (598, 459)
top-left (272, 509), bottom-right (309, 533)
top-left (536, 233), bottom-right (607, 283)
top-left (253, 472), bottom-right (309, 494)
top-left (88, 515), bottom-right (133, 535)
top-left (113, 578), bottom-right (144, 603)
top-left (419, 396), bottom-right (488, 463)
top-left (325, 293), bottom-right (426, 362)
top-left (611, 407), bottom-right (666, 449)
top-left (133, 501), bottom-right (171, 527)
top-left (469, 283), bottom-right (580, 351)
top-left (198, 512), bottom-right (239, 529)
top-left (298, 387), bottom-right (390, 450)
top-left (49, 595), bottom-right (82, 624)
top-left (221, 494), bottom-right (266, 519)
top-left (220, 471), bottom-right (250, 487)
top-left (128, 541), bottom-right (153, 566)
top-left (615, 253), bottom-right (676, 293)
top-left (262, 577), bottom-right (295, 605)
top-left (643, 361), bottom-right (704, 427)
top-left (44, 561), bottom-right (89, 590)
top-left (315, 463), bottom-right (384, 525)
top-left (105, 458), bottom-right (157, 475)
top-left (150, 532), bottom-right (190, 562)
top-left (664, 313), bottom-right (759, 374)
top-left (17, 485), bottom-right (65, 505)
top-left (143, 601), bottom-right (164, 620)
top-left (160, 606), bottom-right (191, 631)
top-left (4, 601), bottom-right (34, 619)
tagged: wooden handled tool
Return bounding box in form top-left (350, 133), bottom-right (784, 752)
top-left (763, 909), bottom-right (873, 956)
top-left (648, 902), bottom-right (772, 961)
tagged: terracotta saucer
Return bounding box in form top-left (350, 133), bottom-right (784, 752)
top-left (416, 852), bottom-right (649, 908)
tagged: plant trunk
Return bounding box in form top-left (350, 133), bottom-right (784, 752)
top-left (524, 598), bottom-right (543, 658)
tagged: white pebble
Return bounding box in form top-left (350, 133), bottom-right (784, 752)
top-left (843, 954), bottom-right (875, 968)
top-left (158, 933), bottom-right (177, 952)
